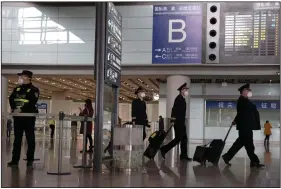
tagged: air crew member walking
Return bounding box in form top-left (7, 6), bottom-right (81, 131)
top-left (222, 83), bottom-right (265, 168)
top-left (8, 70), bottom-right (40, 167)
top-left (131, 87), bottom-right (150, 140)
top-left (160, 83), bottom-right (192, 161)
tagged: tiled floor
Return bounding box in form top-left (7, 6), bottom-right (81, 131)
top-left (1, 137), bottom-right (280, 187)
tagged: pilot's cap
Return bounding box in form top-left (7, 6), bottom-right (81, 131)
top-left (177, 83), bottom-right (189, 91)
top-left (134, 87), bottom-right (145, 95)
top-left (17, 70), bottom-right (33, 79)
top-left (238, 83), bottom-right (251, 94)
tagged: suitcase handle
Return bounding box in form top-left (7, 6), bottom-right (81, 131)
top-left (223, 123), bottom-right (234, 143)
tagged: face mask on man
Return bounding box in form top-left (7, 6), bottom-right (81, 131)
top-left (184, 91), bottom-right (189, 97)
top-left (140, 92), bottom-right (146, 98)
top-left (18, 78), bottom-right (24, 85)
top-left (247, 91), bottom-right (253, 98)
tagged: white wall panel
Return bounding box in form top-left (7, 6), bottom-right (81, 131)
top-left (67, 30), bottom-right (95, 41)
top-left (57, 53), bottom-right (94, 64)
top-left (122, 17), bottom-right (152, 29)
top-left (122, 41), bottom-right (151, 52)
top-left (122, 29), bottom-right (152, 41)
top-left (58, 18), bottom-right (95, 30)
top-left (11, 42), bottom-right (58, 52)
top-left (2, 18), bottom-right (12, 29)
top-left (2, 30), bottom-right (12, 41)
top-left (189, 98), bottom-right (204, 140)
top-left (11, 52), bottom-right (57, 64)
top-left (2, 41), bottom-right (12, 51)
top-left (117, 5), bottom-right (153, 17)
top-left (122, 53), bottom-right (151, 64)
top-left (2, 52), bottom-right (12, 63)
top-left (57, 41), bottom-right (95, 53)
top-left (58, 7), bottom-right (95, 18)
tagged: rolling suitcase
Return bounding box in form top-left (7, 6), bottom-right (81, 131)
top-left (193, 142), bottom-right (210, 165)
top-left (143, 123), bottom-right (173, 159)
top-left (206, 124), bottom-right (234, 165)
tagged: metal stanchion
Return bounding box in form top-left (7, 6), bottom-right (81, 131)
top-left (74, 116), bottom-right (93, 169)
top-left (47, 111), bottom-right (71, 175)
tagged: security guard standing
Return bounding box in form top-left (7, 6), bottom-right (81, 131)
top-left (131, 87), bottom-right (150, 140)
top-left (160, 83), bottom-right (192, 161)
top-left (222, 83), bottom-right (265, 168)
top-left (8, 70), bottom-right (40, 167)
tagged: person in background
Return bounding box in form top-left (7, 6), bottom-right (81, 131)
top-left (7, 119), bottom-right (12, 138)
top-left (132, 87), bottom-right (150, 141)
top-left (104, 117), bottom-right (121, 155)
top-left (160, 83), bottom-right (192, 161)
top-left (79, 99), bottom-right (94, 153)
top-left (264, 120), bottom-right (272, 146)
top-left (8, 70), bottom-right (39, 167)
top-left (158, 115), bottom-right (164, 132)
top-left (71, 113), bottom-right (78, 140)
top-left (48, 119), bottom-right (55, 139)
top-left (222, 83), bottom-right (265, 168)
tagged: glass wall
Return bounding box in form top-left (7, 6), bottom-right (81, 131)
top-left (205, 100), bottom-right (280, 128)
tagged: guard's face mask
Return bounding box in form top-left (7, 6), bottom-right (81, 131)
top-left (18, 77), bottom-right (24, 85)
top-left (247, 91), bottom-right (253, 98)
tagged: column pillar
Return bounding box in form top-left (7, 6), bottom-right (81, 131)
top-left (158, 83), bottom-right (167, 118)
top-left (1, 76), bottom-right (8, 139)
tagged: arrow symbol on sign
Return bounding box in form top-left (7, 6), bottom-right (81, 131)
top-left (155, 49), bottom-right (161, 52)
top-left (155, 55), bottom-right (161, 58)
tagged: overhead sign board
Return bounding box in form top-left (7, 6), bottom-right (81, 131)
top-left (206, 100), bottom-right (280, 110)
top-left (105, 2), bottom-right (122, 87)
top-left (152, 4), bottom-right (202, 64)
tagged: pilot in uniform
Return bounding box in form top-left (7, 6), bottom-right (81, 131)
top-left (8, 70), bottom-right (40, 167)
top-left (160, 83), bottom-right (192, 161)
top-left (222, 83), bottom-right (265, 168)
top-left (131, 87), bottom-right (150, 140)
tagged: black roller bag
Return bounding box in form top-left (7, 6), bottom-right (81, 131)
top-left (143, 123), bottom-right (173, 159)
top-left (193, 124), bottom-right (233, 165)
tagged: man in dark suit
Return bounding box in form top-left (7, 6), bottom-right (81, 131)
top-left (131, 87), bottom-right (150, 140)
top-left (222, 83), bottom-right (265, 168)
top-left (160, 83), bottom-right (192, 161)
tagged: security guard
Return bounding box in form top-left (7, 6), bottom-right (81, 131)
top-left (160, 83), bottom-right (192, 161)
top-left (131, 87), bottom-right (150, 140)
top-left (222, 83), bottom-right (265, 168)
top-left (8, 70), bottom-right (40, 167)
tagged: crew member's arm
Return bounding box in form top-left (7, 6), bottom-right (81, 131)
top-left (171, 97), bottom-right (180, 123)
top-left (21, 87), bottom-right (40, 112)
top-left (9, 88), bottom-right (17, 112)
top-left (131, 100), bottom-right (137, 122)
top-left (144, 102), bottom-right (150, 127)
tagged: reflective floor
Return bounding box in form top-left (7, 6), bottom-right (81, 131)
top-left (1, 136), bottom-right (280, 187)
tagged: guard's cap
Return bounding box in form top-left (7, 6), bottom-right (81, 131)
top-left (134, 87), bottom-right (145, 95)
top-left (238, 83), bottom-right (251, 93)
top-left (177, 83), bottom-right (189, 91)
top-left (17, 70), bottom-right (33, 79)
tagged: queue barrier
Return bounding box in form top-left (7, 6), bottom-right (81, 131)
top-left (4, 112), bottom-right (94, 175)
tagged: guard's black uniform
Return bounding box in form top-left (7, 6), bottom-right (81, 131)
top-left (9, 82), bottom-right (39, 163)
top-left (222, 84), bottom-right (261, 165)
top-left (132, 98), bottom-right (148, 140)
top-left (160, 93), bottom-right (188, 157)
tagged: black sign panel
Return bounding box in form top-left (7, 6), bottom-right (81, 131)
top-left (105, 2), bottom-right (122, 87)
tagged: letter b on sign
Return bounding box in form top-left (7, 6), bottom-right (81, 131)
top-left (168, 19), bottom-right (186, 43)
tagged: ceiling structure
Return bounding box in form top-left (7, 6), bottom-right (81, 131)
top-left (6, 75), bottom-right (279, 103)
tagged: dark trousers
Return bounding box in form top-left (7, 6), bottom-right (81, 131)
top-left (49, 124), bottom-right (55, 138)
top-left (224, 130), bottom-right (260, 164)
top-left (7, 128), bottom-right (11, 138)
top-left (12, 117), bottom-right (36, 162)
top-left (161, 123), bottom-right (187, 156)
top-left (85, 134), bottom-right (93, 148)
top-left (135, 120), bottom-right (146, 140)
top-left (264, 135), bottom-right (270, 143)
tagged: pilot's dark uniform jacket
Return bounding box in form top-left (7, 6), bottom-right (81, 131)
top-left (131, 87), bottom-right (148, 140)
top-left (160, 83), bottom-right (188, 158)
top-left (222, 83), bottom-right (261, 165)
top-left (9, 70), bottom-right (39, 164)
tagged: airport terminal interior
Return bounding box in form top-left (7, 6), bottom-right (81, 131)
top-left (1, 1), bottom-right (281, 188)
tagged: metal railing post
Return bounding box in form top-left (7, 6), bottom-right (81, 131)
top-left (74, 115), bottom-right (93, 168)
top-left (47, 111), bottom-right (71, 175)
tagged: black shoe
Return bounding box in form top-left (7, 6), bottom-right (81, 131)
top-left (250, 162), bottom-right (265, 168)
top-left (180, 155), bottom-right (192, 161)
top-left (222, 154), bottom-right (231, 166)
top-left (26, 161), bottom-right (33, 167)
top-left (160, 148), bottom-right (166, 159)
top-left (7, 161), bottom-right (18, 167)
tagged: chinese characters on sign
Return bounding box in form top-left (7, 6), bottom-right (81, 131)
top-left (152, 4), bottom-right (202, 64)
top-left (206, 100), bottom-right (280, 110)
top-left (105, 2), bottom-right (122, 87)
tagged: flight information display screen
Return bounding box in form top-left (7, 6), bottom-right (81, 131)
top-left (223, 2), bottom-right (279, 57)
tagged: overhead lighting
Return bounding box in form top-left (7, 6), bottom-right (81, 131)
top-left (153, 93), bottom-right (159, 101)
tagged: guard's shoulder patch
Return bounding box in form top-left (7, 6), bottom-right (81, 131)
top-left (34, 92), bottom-right (39, 98)
top-left (16, 88), bottom-right (20, 91)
